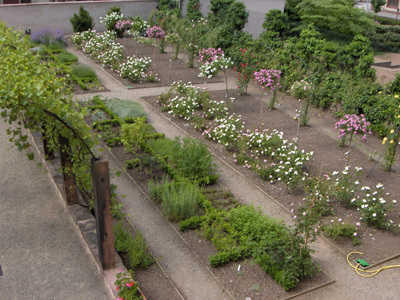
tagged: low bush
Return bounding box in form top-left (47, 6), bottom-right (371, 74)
top-left (30, 27), bottom-right (67, 47)
top-left (149, 179), bottom-right (202, 222)
top-left (105, 99), bottom-right (146, 119)
top-left (114, 221), bottom-right (154, 268)
top-left (182, 204), bottom-right (316, 291)
top-left (57, 50), bottom-right (78, 64)
top-left (147, 136), bottom-right (218, 185)
top-left (69, 64), bottom-right (97, 81)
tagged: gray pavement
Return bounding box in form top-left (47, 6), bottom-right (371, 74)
top-left (0, 121), bottom-right (109, 299)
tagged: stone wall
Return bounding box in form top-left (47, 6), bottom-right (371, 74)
top-left (0, 0), bottom-right (157, 34)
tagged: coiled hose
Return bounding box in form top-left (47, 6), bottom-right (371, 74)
top-left (347, 252), bottom-right (400, 278)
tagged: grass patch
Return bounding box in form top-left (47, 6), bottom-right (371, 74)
top-left (57, 50), bottom-right (78, 64)
top-left (69, 64), bottom-right (97, 81)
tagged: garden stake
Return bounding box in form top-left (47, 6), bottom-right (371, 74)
top-left (169, 49), bottom-right (173, 74)
top-left (296, 100), bottom-right (302, 139)
top-left (345, 132), bottom-right (354, 167)
top-left (258, 92), bottom-right (264, 129)
top-left (224, 69), bottom-right (229, 101)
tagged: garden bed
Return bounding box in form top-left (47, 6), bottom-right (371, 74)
top-left (141, 88), bottom-right (400, 266)
top-left (77, 36), bottom-right (400, 298)
top-left (81, 36), bottom-right (225, 89)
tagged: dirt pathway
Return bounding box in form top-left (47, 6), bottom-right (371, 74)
top-left (69, 45), bottom-right (400, 299)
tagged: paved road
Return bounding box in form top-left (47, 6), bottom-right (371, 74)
top-left (0, 120), bottom-right (109, 299)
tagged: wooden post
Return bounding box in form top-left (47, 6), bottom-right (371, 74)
top-left (59, 135), bottom-right (79, 205)
top-left (91, 158), bottom-right (115, 270)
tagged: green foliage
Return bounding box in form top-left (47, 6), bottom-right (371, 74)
top-left (284, 0), bottom-right (302, 21)
top-left (70, 6), bottom-right (95, 33)
top-left (186, 0), bottom-right (202, 21)
top-left (179, 215), bottom-right (205, 231)
top-left (322, 220), bottom-right (361, 245)
top-left (158, 0), bottom-right (179, 12)
top-left (371, 25), bottom-right (400, 52)
top-left (69, 64), bottom-right (97, 80)
top-left (149, 179), bottom-right (202, 222)
top-left (371, 0), bottom-right (386, 15)
top-left (57, 50), bottom-right (78, 64)
top-left (261, 9), bottom-right (289, 39)
top-left (297, 0), bottom-right (376, 36)
top-left (114, 270), bottom-right (141, 300)
top-left (105, 99), bottom-right (146, 119)
top-left (120, 117), bottom-right (152, 153)
top-left (0, 22), bottom-right (96, 203)
top-left (147, 136), bottom-right (218, 185)
top-left (208, 0), bottom-right (248, 32)
top-left (114, 221), bottom-right (154, 268)
top-left (387, 74), bottom-right (400, 94)
top-left (193, 204), bottom-right (316, 290)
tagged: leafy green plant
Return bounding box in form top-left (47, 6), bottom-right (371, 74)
top-left (355, 184), bottom-right (395, 229)
top-left (186, 0), bottom-right (202, 21)
top-left (1, 22), bottom-right (96, 208)
top-left (149, 179), bottom-right (202, 222)
top-left (328, 166), bottom-right (363, 208)
top-left (322, 219), bottom-right (360, 245)
top-left (147, 136), bottom-right (218, 185)
top-left (114, 221), bottom-right (154, 268)
top-left (186, 204), bottom-right (317, 291)
top-left (70, 6), bottom-right (95, 33)
top-left (57, 50), bottom-right (78, 64)
top-left (69, 64), bottom-right (97, 81)
top-left (105, 99), bottom-right (146, 119)
top-left (120, 117), bottom-right (152, 153)
top-left (114, 270), bottom-right (141, 300)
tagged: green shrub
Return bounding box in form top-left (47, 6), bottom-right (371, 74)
top-left (114, 221), bottom-right (154, 268)
top-left (191, 204), bottom-right (316, 291)
top-left (120, 117), bottom-right (152, 153)
top-left (162, 180), bottom-right (201, 222)
top-left (70, 6), bottom-right (95, 33)
top-left (179, 215), bottom-right (205, 231)
top-left (105, 99), bottom-right (146, 119)
top-left (147, 136), bottom-right (218, 185)
top-left (322, 221), bottom-right (360, 245)
top-left (151, 179), bottom-right (202, 222)
top-left (186, 0), bottom-right (202, 21)
top-left (69, 64), bottom-right (97, 80)
top-left (57, 50), bottom-right (78, 64)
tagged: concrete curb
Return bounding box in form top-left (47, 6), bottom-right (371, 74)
top-left (28, 130), bottom-right (124, 300)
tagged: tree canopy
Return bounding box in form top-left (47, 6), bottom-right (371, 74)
top-left (297, 0), bottom-right (376, 36)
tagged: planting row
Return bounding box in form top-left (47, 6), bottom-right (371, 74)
top-left (85, 96), bottom-right (317, 290)
top-left (155, 80), bottom-right (400, 241)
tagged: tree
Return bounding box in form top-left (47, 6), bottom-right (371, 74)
top-left (262, 9), bottom-right (289, 38)
top-left (186, 0), bottom-right (202, 21)
top-left (284, 0), bottom-right (302, 21)
top-left (297, 0), bottom-right (376, 36)
top-left (70, 6), bottom-right (94, 33)
top-left (371, 0), bottom-right (386, 19)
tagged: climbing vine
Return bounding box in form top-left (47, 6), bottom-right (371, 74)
top-left (0, 22), bottom-right (98, 199)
